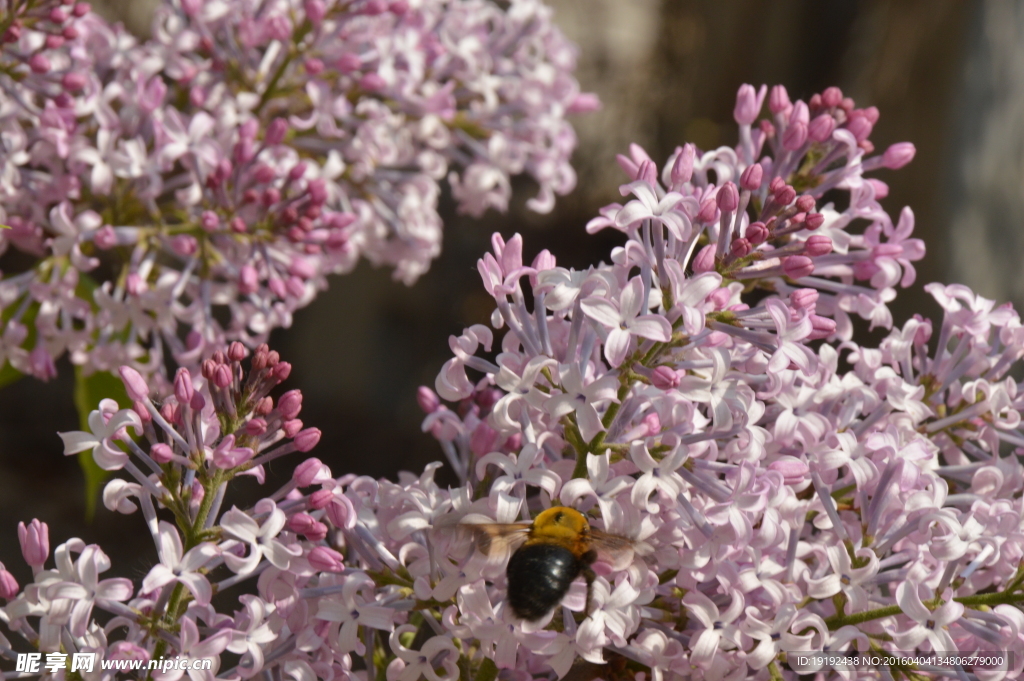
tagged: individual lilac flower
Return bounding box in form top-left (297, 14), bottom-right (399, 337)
top-left (152, 615), bottom-right (230, 681)
top-left (581, 277), bottom-right (672, 367)
top-left (385, 627), bottom-right (459, 681)
top-left (544, 363), bottom-right (620, 442)
top-left (46, 545), bottom-right (133, 637)
top-left (141, 522), bottom-right (219, 606)
top-left (220, 501), bottom-right (301, 574)
top-left (58, 399), bottom-right (142, 470)
top-left (314, 573), bottom-right (394, 654)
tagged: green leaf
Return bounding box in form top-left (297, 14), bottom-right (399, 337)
top-left (73, 367), bottom-right (130, 522)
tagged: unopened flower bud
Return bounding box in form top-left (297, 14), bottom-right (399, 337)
top-left (804, 212), bottom-right (825, 230)
top-left (278, 390), bottom-right (303, 419)
top-left (18, 519), bottom-right (49, 568)
top-left (304, 58), bottom-right (324, 75)
top-left (244, 418), bottom-right (267, 436)
top-left (739, 163), bottom-right (763, 191)
top-left (360, 73), bottom-right (385, 91)
top-left (730, 238), bottom-right (751, 258)
top-left (212, 364), bottom-right (232, 388)
top-left (774, 184), bottom-right (796, 206)
top-left (0, 567), bottom-right (18, 599)
top-left (769, 85), bottom-right (791, 114)
top-left (693, 244), bottom-right (717, 274)
top-left (293, 457), bottom-right (330, 486)
top-left (265, 118), bottom-right (288, 146)
top-left (288, 512), bottom-right (317, 534)
top-left (294, 427), bottom-right (321, 452)
top-left (781, 121), bottom-right (807, 150)
top-left (795, 195), bottom-right (816, 213)
top-left (670, 144), bottom-right (695, 187)
top-left (745, 221), bottom-right (769, 244)
top-left (190, 392), bottom-right (205, 411)
top-left (846, 114), bottom-right (873, 142)
top-left (304, 521), bottom-right (328, 542)
top-left (651, 366), bottom-right (680, 390)
top-left (119, 366), bottom-right (149, 401)
top-left (790, 289), bottom-right (819, 311)
top-left (716, 182), bottom-right (738, 212)
top-left (309, 489), bottom-right (333, 510)
top-left (733, 84), bottom-right (762, 125)
top-left (696, 199), bottom-right (717, 224)
top-left (883, 142), bottom-right (916, 169)
top-left (308, 546), bottom-right (345, 573)
top-left (173, 368), bottom-right (194, 404)
top-left (326, 494), bottom-right (356, 529)
top-left (808, 113), bottom-right (835, 143)
top-left (151, 443), bottom-right (174, 464)
top-left (821, 86), bottom-right (843, 108)
top-left (808, 314), bottom-right (837, 340)
top-left (782, 255), bottom-right (814, 279)
top-left (29, 54), bottom-right (51, 74)
top-left (304, 0), bottom-right (326, 23)
top-left (62, 72), bottom-right (86, 92)
top-left (283, 419), bottom-right (303, 438)
top-left (804, 235), bottom-right (833, 256)
top-left (417, 386), bottom-right (440, 413)
top-left (768, 456), bottom-right (809, 484)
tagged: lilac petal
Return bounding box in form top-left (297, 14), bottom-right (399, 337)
top-left (178, 573), bottom-right (212, 606)
top-left (580, 297), bottom-right (621, 328)
top-left (141, 564), bottom-right (177, 595)
top-left (576, 405), bottom-right (605, 443)
top-left (179, 543), bottom-right (219, 572)
top-left (59, 431), bottom-right (99, 455)
top-left (629, 315), bottom-right (672, 341)
top-left (619, 278), bottom-right (644, 320)
top-left (221, 508), bottom-right (260, 542)
top-left (95, 577), bottom-right (133, 601)
top-left (604, 328), bottom-right (631, 367)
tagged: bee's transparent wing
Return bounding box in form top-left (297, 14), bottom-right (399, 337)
top-left (431, 514), bottom-right (530, 565)
top-left (590, 529), bottom-right (641, 571)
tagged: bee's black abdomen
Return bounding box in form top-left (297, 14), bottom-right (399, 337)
top-left (506, 543), bottom-right (581, 621)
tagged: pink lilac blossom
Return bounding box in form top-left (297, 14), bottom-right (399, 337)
top-left (3, 86), bottom-right (1024, 681)
top-left (0, 0), bottom-right (591, 381)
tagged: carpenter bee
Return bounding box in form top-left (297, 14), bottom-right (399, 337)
top-left (452, 506), bottom-right (639, 621)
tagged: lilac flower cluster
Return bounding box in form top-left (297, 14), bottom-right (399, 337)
top-left (0, 0), bottom-right (590, 381)
top-left (2, 84), bottom-right (1023, 681)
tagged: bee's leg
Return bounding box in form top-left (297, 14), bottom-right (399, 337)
top-left (582, 566), bottom-right (597, 617)
top-left (580, 550), bottom-right (598, 617)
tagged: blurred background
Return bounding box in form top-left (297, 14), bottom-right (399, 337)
top-left (1, 0), bottom-right (1017, 575)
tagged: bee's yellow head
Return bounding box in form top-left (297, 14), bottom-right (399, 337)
top-left (529, 506), bottom-right (590, 547)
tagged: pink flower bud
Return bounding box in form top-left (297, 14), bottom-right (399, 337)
top-left (304, 57), bottom-right (325, 75)
top-left (133, 400), bottom-right (151, 423)
top-left (293, 457), bottom-right (330, 486)
top-left (107, 642), bottom-right (149, 663)
top-left (651, 366), bottom-right (680, 390)
top-left (282, 419), bottom-right (303, 438)
top-left (190, 392), bottom-right (205, 411)
top-left (642, 412), bottom-right (661, 436)
top-left (151, 443), bottom-right (174, 464)
top-left (808, 113), bottom-right (835, 143)
top-left (733, 84), bottom-right (763, 125)
top-left (326, 494), bottom-right (356, 529)
top-left (304, 0), bottom-right (326, 23)
top-left (93, 225), bottom-right (116, 249)
top-left (804, 212), bottom-right (825, 230)
top-left (781, 121), bottom-right (807, 151)
top-left (61, 72), bottom-right (86, 92)
top-left (795, 195), bottom-right (815, 213)
top-left (417, 386), bottom-right (440, 413)
top-left (212, 363), bottom-right (232, 388)
top-left (768, 456), bottom-right (809, 484)
top-left (716, 182), bottom-right (738, 212)
top-left (773, 184), bottom-right (796, 206)
top-left (244, 418), bottom-right (267, 436)
top-left (567, 92), bottom-right (601, 113)
top-left (692, 244), bottom-right (717, 274)
top-left (28, 54), bottom-right (51, 74)
top-left (278, 390), bottom-right (303, 419)
top-left (769, 85), bottom-right (791, 114)
top-left (670, 144), bottom-right (695, 187)
top-left (863, 106), bottom-right (880, 124)
top-left (359, 73), bottom-right (385, 91)
top-left (808, 314), bottom-right (837, 340)
top-left (470, 421), bottom-right (499, 456)
top-left (265, 118), bottom-right (288, 146)
top-left (789, 289), bottom-right (819, 311)
top-left (804, 235), bottom-right (833, 256)
top-left (200, 211), bottom-right (219, 232)
top-left (846, 114), bottom-right (873, 142)
top-left (308, 546), bottom-right (345, 573)
top-left (119, 366), bottom-right (149, 401)
top-left (231, 217), bottom-right (247, 233)
top-left (18, 519), bottom-right (49, 568)
top-left (238, 265), bottom-right (259, 295)
top-left (309, 489), bottom-right (333, 510)
top-left (288, 512), bottom-right (317, 534)
top-left (170, 234), bottom-right (198, 256)
top-left (739, 163), bottom-right (762, 191)
top-left (696, 198), bottom-right (717, 224)
top-left (305, 521), bottom-right (328, 542)
top-left (337, 53), bottom-right (361, 73)
top-left (883, 142), bottom-right (915, 169)
top-left (228, 341), bottom-right (248, 362)
top-left (73, 2), bottom-right (90, 16)
top-left (821, 86), bottom-right (842, 108)
top-left (294, 428), bottom-right (321, 452)
top-left (782, 255), bottom-right (814, 279)
top-left (730, 238), bottom-right (751, 258)
top-left (173, 368), bottom-right (194, 404)
top-left (745, 221), bottom-right (768, 244)
top-left (0, 567), bottom-right (18, 599)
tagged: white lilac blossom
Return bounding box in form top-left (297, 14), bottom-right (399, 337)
top-left (0, 0), bottom-right (592, 382)
top-left (3, 86), bottom-right (1024, 681)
